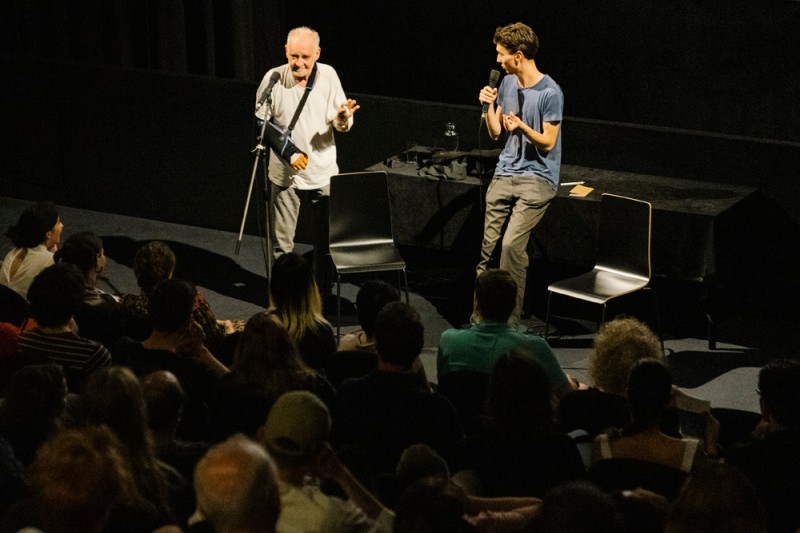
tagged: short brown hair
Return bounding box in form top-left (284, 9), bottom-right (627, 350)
top-left (475, 269), bottom-right (516, 322)
top-left (493, 22), bottom-right (539, 60)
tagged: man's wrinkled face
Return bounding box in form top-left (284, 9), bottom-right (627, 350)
top-left (285, 34), bottom-right (320, 83)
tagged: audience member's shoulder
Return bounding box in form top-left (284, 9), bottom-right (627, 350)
top-left (439, 325), bottom-right (471, 342)
top-left (518, 331), bottom-right (553, 349)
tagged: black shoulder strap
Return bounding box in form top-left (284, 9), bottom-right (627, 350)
top-left (286, 62), bottom-right (318, 135)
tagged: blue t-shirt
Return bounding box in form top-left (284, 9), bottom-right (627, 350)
top-left (495, 74), bottom-right (563, 186)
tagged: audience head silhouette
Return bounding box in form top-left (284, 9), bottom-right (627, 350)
top-left (148, 279), bottom-right (197, 333)
top-left (30, 425), bottom-right (142, 533)
top-left (356, 279), bottom-right (400, 338)
top-left (194, 434), bottom-right (280, 533)
top-left (757, 358), bottom-right (800, 430)
top-left (27, 263), bottom-right (84, 327)
top-left (133, 240), bottom-right (176, 293)
top-left (53, 231), bottom-right (104, 279)
top-left (590, 316), bottom-right (662, 395)
top-left (626, 358), bottom-right (672, 433)
top-left (474, 269), bottom-right (516, 322)
top-left (5, 201), bottom-right (60, 249)
top-left (374, 301), bottom-right (424, 369)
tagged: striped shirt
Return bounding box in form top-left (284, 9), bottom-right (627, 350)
top-left (16, 329), bottom-right (112, 391)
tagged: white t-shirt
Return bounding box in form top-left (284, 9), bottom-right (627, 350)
top-left (0, 244), bottom-right (54, 298)
top-left (255, 62), bottom-right (350, 190)
top-left (276, 482), bottom-right (393, 533)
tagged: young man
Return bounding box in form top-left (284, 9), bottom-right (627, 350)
top-left (437, 269), bottom-right (576, 398)
top-left (726, 359), bottom-right (800, 533)
top-left (255, 26), bottom-right (359, 296)
top-left (258, 390), bottom-right (394, 533)
top-left (477, 22), bottom-right (564, 322)
top-left (13, 262), bottom-right (111, 392)
top-left (332, 302), bottom-right (463, 475)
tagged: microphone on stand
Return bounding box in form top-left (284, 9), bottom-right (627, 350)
top-left (256, 72), bottom-right (281, 110)
top-left (481, 69), bottom-right (501, 114)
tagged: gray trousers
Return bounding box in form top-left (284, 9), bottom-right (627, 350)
top-left (476, 175), bottom-right (557, 321)
top-left (270, 183), bottom-right (333, 293)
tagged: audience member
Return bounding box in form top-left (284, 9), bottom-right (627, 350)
top-left (558, 316), bottom-right (663, 437)
top-left (334, 279), bottom-right (429, 390)
top-left (11, 262), bottom-right (112, 392)
top-left (394, 479), bottom-right (475, 533)
top-left (453, 351), bottom-right (585, 497)
top-left (141, 370), bottom-right (210, 494)
top-left (0, 201), bottom-right (62, 298)
top-left (119, 240), bottom-right (240, 363)
top-left (522, 480), bottom-right (626, 533)
top-left (612, 488), bottom-right (670, 533)
top-left (591, 358), bottom-right (716, 472)
top-left (664, 461), bottom-right (767, 533)
top-left (726, 358), bottom-right (800, 533)
top-left (79, 366), bottom-right (188, 527)
top-left (1, 425), bottom-right (169, 533)
top-left (192, 434), bottom-right (281, 533)
top-left (268, 252), bottom-right (336, 372)
top-left (209, 311), bottom-right (335, 440)
top-left (114, 279), bottom-right (229, 439)
top-left (54, 231), bottom-right (124, 348)
top-left (393, 443), bottom-right (542, 532)
top-left (337, 280), bottom-right (398, 353)
top-left (0, 364), bottom-right (67, 467)
top-left (333, 301), bottom-right (463, 476)
top-left (437, 269), bottom-right (576, 397)
top-left (258, 390), bottom-right (394, 532)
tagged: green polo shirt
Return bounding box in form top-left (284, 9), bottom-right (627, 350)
top-left (436, 321), bottom-right (568, 392)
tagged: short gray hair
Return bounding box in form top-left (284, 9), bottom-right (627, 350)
top-left (287, 26), bottom-right (320, 48)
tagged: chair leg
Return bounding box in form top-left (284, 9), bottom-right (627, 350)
top-left (544, 291), bottom-right (553, 339)
top-left (646, 287), bottom-right (665, 355)
top-left (401, 269), bottom-right (409, 304)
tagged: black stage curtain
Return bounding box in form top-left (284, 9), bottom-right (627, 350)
top-left (0, 0), bottom-right (285, 81)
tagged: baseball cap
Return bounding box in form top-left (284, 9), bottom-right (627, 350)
top-left (262, 391), bottom-right (330, 458)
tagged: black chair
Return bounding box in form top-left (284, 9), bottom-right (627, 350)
top-left (587, 457), bottom-right (689, 501)
top-left (544, 193), bottom-right (662, 349)
top-left (0, 285), bottom-right (31, 328)
top-left (329, 171), bottom-right (409, 339)
top-left (436, 370), bottom-right (490, 436)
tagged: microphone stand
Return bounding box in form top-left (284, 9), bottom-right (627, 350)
top-left (235, 99), bottom-right (274, 283)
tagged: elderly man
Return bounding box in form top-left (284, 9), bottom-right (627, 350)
top-left (193, 434), bottom-right (281, 533)
top-left (255, 26), bottom-right (359, 296)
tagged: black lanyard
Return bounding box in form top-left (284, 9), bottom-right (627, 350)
top-left (286, 61), bottom-right (318, 135)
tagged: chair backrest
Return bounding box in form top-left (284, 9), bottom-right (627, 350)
top-left (329, 171), bottom-right (395, 248)
top-left (0, 284), bottom-right (31, 329)
top-left (596, 193), bottom-right (652, 280)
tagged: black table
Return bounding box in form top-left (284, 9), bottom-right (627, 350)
top-left (369, 156), bottom-right (761, 282)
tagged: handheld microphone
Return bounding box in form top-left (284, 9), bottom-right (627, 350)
top-left (482, 69), bottom-right (501, 114)
top-left (256, 72), bottom-right (281, 110)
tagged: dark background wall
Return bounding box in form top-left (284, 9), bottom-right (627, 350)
top-left (1, 0), bottom-right (799, 232)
